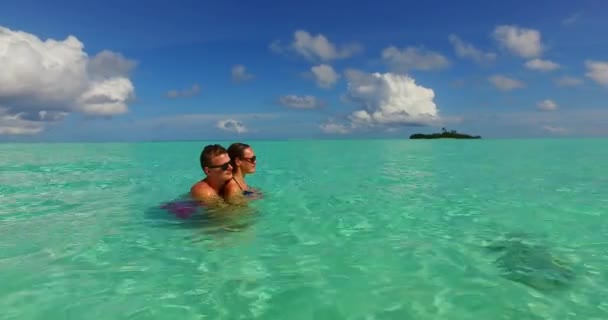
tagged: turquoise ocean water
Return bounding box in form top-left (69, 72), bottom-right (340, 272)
top-left (1, 139), bottom-right (607, 319)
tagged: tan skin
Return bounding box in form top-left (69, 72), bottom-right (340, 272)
top-left (223, 147), bottom-right (256, 205)
top-left (190, 152), bottom-right (234, 208)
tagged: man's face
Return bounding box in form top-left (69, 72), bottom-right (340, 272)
top-left (205, 153), bottom-right (233, 181)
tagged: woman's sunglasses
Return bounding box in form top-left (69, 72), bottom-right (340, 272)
top-left (241, 156), bottom-right (256, 163)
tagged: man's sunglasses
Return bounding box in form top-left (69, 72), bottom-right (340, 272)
top-left (206, 161), bottom-right (231, 171)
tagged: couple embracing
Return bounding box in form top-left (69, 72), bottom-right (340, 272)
top-left (190, 142), bottom-right (259, 208)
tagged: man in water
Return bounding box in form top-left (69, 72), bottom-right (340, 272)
top-left (190, 144), bottom-right (234, 207)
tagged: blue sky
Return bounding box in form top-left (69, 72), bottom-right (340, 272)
top-left (0, 0), bottom-right (607, 141)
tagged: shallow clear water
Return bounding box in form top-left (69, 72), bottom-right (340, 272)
top-left (1, 139), bottom-right (607, 319)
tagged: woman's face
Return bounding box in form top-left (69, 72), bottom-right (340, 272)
top-left (237, 147), bottom-right (256, 174)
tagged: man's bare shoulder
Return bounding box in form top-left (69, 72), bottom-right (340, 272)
top-left (190, 180), bottom-right (217, 200)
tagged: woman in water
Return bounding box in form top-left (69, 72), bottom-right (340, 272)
top-left (223, 142), bottom-right (258, 204)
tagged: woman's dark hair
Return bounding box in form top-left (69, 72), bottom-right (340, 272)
top-left (227, 142), bottom-right (250, 171)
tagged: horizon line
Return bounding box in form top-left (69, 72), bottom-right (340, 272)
top-left (1, 136), bottom-right (606, 144)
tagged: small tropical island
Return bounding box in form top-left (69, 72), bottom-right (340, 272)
top-left (409, 127), bottom-right (481, 139)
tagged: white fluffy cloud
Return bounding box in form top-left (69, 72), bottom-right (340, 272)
top-left (231, 64), bottom-right (254, 83)
top-left (382, 46), bottom-right (449, 72)
top-left (344, 70), bottom-right (441, 126)
top-left (278, 95), bottom-right (324, 109)
top-left (311, 64), bottom-right (340, 89)
top-left (488, 74), bottom-right (525, 91)
top-left (493, 25), bottom-right (544, 58)
top-left (585, 60), bottom-right (608, 86)
top-left (216, 119), bottom-right (247, 133)
top-left (270, 30), bottom-right (361, 62)
top-left (0, 26), bottom-right (136, 135)
top-left (448, 34), bottom-right (496, 64)
top-left (537, 99), bottom-right (558, 111)
top-left (166, 84), bottom-right (200, 98)
top-left (525, 58), bottom-right (560, 72)
top-left (318, 71), bottom-right (449, 134)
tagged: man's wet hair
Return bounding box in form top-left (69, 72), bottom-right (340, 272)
top-left (200, 144), bottom-right (228, 170)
